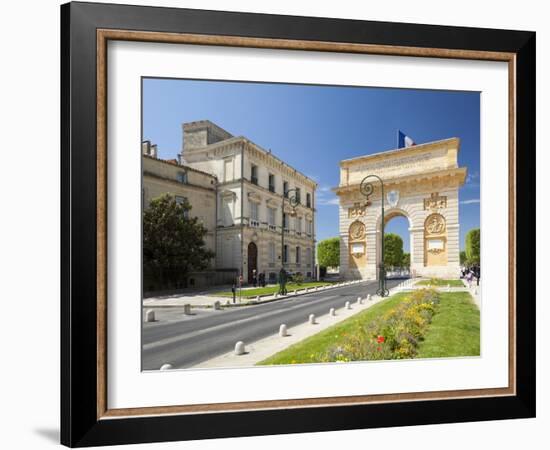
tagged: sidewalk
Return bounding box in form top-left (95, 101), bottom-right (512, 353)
top-left (395, 278), bottom-right (481, 309)
top-left (143, 280), bottom-right (363, 308)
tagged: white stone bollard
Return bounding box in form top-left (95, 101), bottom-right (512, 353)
top-left (315, 286), bottom-right (318, 292)
top-left (213, 301), bottom-right (221, 310)
top-left (160, 363), bottom-right (173, 371)
top-left (309, 314), bottom-right (316, 324)
top-left (367, 294), bottom-right (372, 302)
top-left (305, 288), bottom-right (309, 293)
top-left (329, 307), bottom-right (336, 316)
top-left (345, 301), bottom-right (351, 310)
top-left (256, 295), bottom-right (261, 302)
top-left (234, 341), bottom-right (246, 355)
top-left (294, 290), bottom-right (297, 295)
top-left (145, 309), bottom-right (155, 322)
top-left (183, 304), bottom-right (191, 315)
top-left (357, 296), bottom-right (363, 305)
top-left (279, 324), bottom-right (288, 337)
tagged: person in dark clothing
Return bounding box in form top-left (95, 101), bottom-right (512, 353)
top-left (278, 268), bottom-right (288, 295)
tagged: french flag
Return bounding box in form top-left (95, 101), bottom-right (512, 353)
top-left (397, 130), bottom-right (416, 148)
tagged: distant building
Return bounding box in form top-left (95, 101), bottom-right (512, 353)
top-left (142, 120), bottom-right (317, 286)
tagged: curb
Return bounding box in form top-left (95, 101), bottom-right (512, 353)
top-left (143, 280), bottom-right (368, 309)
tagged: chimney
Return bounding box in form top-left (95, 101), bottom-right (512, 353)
top-left (142, 140), bottom-right (158, 158)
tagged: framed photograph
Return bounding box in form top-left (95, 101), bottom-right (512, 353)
top-left (61, 1), bottom-right (535, 447)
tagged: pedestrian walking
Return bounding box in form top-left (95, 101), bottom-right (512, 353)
top-left (466, 270), bottom-right (473, 289)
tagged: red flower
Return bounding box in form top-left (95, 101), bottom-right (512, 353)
top-left (377, 346), bottom-right (382, 352)
top-left (377, 336), bottom-right (385, 344)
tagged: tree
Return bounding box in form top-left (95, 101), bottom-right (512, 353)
top-left (460, 250), bottom-right (467, 266)
top-left (317, 237), bottom-right (340, 268)
top-left (384, 233), bottom-right (404, 268)
top-left (465, 228), bottom-right (480, 265)
top-left (143, 194), bottom-right (215, 287)
top-left (402, 252), bottom-right (410, 268)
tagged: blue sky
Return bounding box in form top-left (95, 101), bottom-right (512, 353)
top-left (143, 78), bottom-right (480, 251)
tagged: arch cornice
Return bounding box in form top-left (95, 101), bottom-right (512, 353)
top-left (333, 167), bottom-right (467, 198)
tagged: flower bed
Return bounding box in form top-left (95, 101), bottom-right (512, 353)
top-left (321, 288), bottom-right (441, 362)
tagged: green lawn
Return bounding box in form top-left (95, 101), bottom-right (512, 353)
top-left (416, 278), bottom-right (465, 287)
top-left (212, 281), bottom-right (334, 298)
top-left (258, 293), bottom-right (408, 365)
top-left (417, 292), bottom-right (480, 358)
top-left (258, 291), bottom-right (479, 365)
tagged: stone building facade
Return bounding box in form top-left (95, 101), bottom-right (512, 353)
top-left (334, 138), bottom-right (466, 280)
top-left (142, 140), bottom-right (217, 256)
top-left (142, 120), bottom-right (317, 285)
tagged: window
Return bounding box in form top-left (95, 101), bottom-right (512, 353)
top-left (295, 187), bottom-right (301, 203)
top-left (283, 181), bottom-right (289, 198)
top-left (251, 164), bottom-right (258, 185)
top-left (306, 219), bottom-right (313, 235)
top-left (306, 193), bottom-right (311, 208)
top-left (175, 196), bottom-right (189, 219)
top-left (283, 213), bottom-right (289, 231)
top-left (222, 196), bottom-right (234, 226)
top-left (224, 158), bottom-right (234, 182)
top-left (268, 173), bottom-right (275, 192)
top-left (283, 244), bottom-right (289, 263)
top-left (176, 171), bottom-right (188, 184)
top-left (268, 207), bottom-right (276, 231)
top-left (296, 217), bottom-right (302, 235)
top-left (249, 201), bottom-right (259, 227)
top-left (269, 242), bottom-right (276, 263)
top-left (295, 246), bottom-right (301, 264)
top-left (306, 248), bottom-right (312, 267)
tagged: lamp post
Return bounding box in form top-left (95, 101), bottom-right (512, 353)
top-left (360, 175), bottom-right (389, 297)
top-left (279, 188), bottom-right (300, 295)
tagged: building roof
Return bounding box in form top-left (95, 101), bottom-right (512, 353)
top-left (181, 120), bottom-right (317, 188)
top-left (142, 154), bottom-right (218, 179)
top-left (339, 137), bottom-right (460, 167)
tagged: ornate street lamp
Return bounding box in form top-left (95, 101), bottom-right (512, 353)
top-left (360, 175), bottom-right (389, 297)
top-left (279, 188), bottom-right (300, 295)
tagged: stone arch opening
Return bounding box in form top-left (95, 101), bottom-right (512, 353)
top-left (247, 242), bottom-right (258, 284)
top-left (375, 208), bottom-right (413, 278)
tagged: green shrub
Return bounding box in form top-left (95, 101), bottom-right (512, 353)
top-left (321, 288), bottom-right (440, 361)
top-left (293, 273), bottom-right (304, 285)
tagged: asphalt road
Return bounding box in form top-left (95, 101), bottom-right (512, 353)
top-left (142, 279), bottom-right (402, 370)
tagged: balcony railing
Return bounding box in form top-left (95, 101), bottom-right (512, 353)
top-left (268, 224), bottom-right (277, 232)
top-left (250, 220), bottom-right (260, 228)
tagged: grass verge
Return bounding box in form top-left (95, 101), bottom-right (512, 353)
top-left (212, 281), bottom-right (334, 298)
top-left (258, 291), bottom-right (479, 365)
top-left (416, 278), bottom-right (465, 287)
top-left (416, 291), bottom-right (480, 358)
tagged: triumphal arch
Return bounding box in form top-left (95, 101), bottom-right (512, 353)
top-left (334, 138), bottom-right (467, 280)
